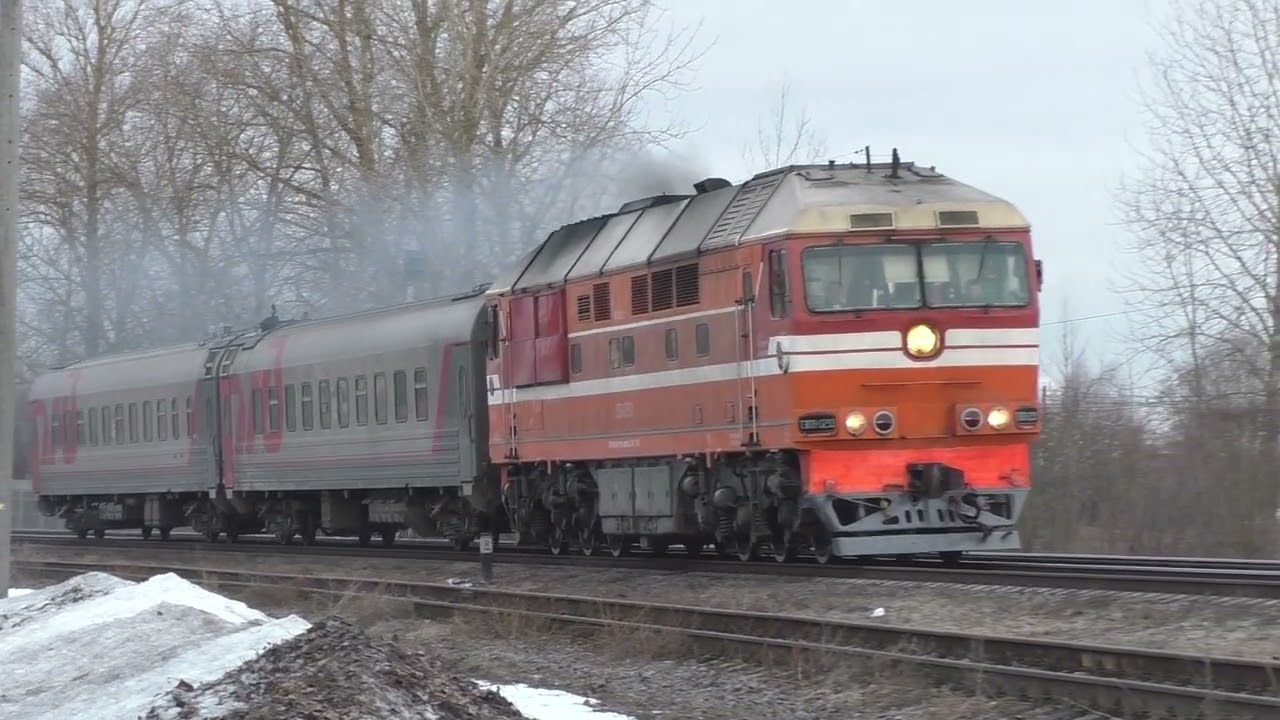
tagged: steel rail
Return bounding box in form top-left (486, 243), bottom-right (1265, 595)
top-left (12, 531), bottom-right (1280, 599)
top-left (11, 558), bottom-right (1280, 720)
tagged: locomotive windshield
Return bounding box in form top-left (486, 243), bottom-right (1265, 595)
top-left (802, 240), bottom-right (1031, 312)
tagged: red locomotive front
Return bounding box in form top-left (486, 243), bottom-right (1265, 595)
top-left (487, 157), bottom-right (1041, 561)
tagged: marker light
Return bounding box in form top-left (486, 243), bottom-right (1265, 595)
top-left (844, 411), bottom-right (867, 435)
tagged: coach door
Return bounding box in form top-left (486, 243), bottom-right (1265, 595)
top-left (457, 363), bottom-right (475, 482)
top-left (200, 343), bottom-right (242, 490)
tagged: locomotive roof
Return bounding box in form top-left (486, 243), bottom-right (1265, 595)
top-left (491, 160), bottom-right (1029, 295)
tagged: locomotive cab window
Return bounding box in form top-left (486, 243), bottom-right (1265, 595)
top-left (768, 248), bottom-right (790, 318)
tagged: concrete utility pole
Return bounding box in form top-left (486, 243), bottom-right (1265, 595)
top-left (0, 0), bottom-right (22, 597)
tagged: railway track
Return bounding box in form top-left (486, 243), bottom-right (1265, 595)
top-left (12, 557), bottom-right (1280, 720)
top-left (12, 530), bottom-right (1280, 599)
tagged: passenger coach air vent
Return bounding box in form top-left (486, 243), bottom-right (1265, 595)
top-left (936, 210), bottom-right (981, 227)
top-left (849, 212), bottom-right (895, 230)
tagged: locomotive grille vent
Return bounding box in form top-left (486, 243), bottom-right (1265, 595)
top-left (936, 210), bottom-right (981, 227)
top-left (576, 293), bottom-right (591, 321)
top-left (591, 282), bottom-right (612, 321)
top-left (630, 275), bottom-right (651, 315)
top-left (849, 212), bottom-right (896, 230)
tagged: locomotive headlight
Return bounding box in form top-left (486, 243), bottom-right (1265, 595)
top-left (844, 411), bottom-right (867, 436)
top-left (905, 324), bottom-right (940, 358)
top-left (987, 406), bottom-right (1011, 430)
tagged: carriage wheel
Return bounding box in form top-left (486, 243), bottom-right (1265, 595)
top-left (578, 525), bottom-right (600, 556)
top-left (607, 535), bottom-right (629, 557)
top-left (771, 530), bottom-right (797, 563)
top-left (141, 526), bottom-right (153, 540)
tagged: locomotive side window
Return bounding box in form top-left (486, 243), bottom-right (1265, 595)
top-left (268, 386), bottom-right (281, 432)
top-left (301, 382), bottom-right (314, 431)
top-left (768, 248), bottom-right (790, 318)
top-left (621, 336), bottom-right (635, 367)
top-left (128, 403), bottom-right (139, 443)
top-left (252, 389), bottom-right (264, 435)
top-left (319, 380), bottom-right (332, 429)
top-left (374, 372), bottom-right (388, 425)
top-left (158, 400), bottom-right (168, 441)
top-left (89, 408), bottom-right (99, 446)
top-left (609, 338), bottom-right (621, 369)
top-left (285, 384), bottom-right (297, 432)
top-left (665, 329), bottom-right (678, 361)
top-left (355, 375), bottom-right (369, 426)
top-left (143, 401), bottom-right (153, 442)
top-left (695, 323), bottom-right (710, 357)
top-left (336, 378), bottom-right (350, 428)
top-left (570, 344), bottom-right (582, 374)
top-left (393, 371), bottom-right (408, 423)
top-left (413, 368), bottom-right (428, 421)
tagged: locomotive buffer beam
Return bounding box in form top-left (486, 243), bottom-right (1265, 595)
top-left (905, 463), bottom-right (965, 500)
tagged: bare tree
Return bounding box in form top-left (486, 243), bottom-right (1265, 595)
top-left (1116, 0), bottom-right (1280, 547)
top-left (742, 80), bottom-right (827, 169)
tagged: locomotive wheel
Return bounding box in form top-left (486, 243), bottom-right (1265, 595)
top-left (607, 535), bottom-right (629, 557)
top-left (939, 550), bottom-right (963, 567)
top-left (771, 530), bottom-right (797, 563)
top-left (649, 540), bottom-right (668, 557)
top-left (141, 526), bottom-right (153, 540)
top-left (159, 527), bottom-right (172, 541)
top-left (684, 542), bottom-right (703, 558)
top-left (225, 526), bottom-right (240, 543)
top-left (358, 532), bottom-right (372, 547)
top-left (76, 527), bottom-right (89, 540)
top-left (734, 533), bottom-right (757, 562)
top-left (276, 529), bottom-right (294, 545)
top-left (380, 528), bottom-right (396, 547)
top-left (578, 525), bottom-right (600, 556)
top-left (94, 528), bottom-right (106, 540)
top-left (548, 526), bottom-right (569, 555)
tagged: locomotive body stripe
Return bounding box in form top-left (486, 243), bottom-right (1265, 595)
top-left (487, 328), bottom-right (1038, 404)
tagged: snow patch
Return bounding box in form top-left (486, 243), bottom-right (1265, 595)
top-left (482, 682), bottom-right (640, 720)
top-left (5, 589), bottom-right (33, 599)
top-left (0, 572), bottom-right (309, 720)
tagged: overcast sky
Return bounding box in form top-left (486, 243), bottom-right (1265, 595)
top-left (653, 0), bottom-right (1170, 383)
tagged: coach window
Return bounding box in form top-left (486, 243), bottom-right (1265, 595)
top-left (88, 407), bottom-right (99, 446)
top-left (268, 386), bottom-right (281, 432)
top-left (76, 410), bottom-right (86, 447)
top-left (171, 398), bottom-right (180, 440)
top-left (143, 401), bottom-right (154, 442)
top-left (570, 343), bottom-right (582, 374)
top-left (413, 367), bottom-right (429, 421)
top-left (695, 323), bottom-right (710, 357)
top-left (51, 414), bottom-right (61, 449)
top-left (621, 336), bottom-right (635, 367)
top-left (609, 338), bottom-right (622, 369)
top-left (665, 328), bottom-right (678, 361)
top-left (128, 402), bottom-right (139, 443)
top-left (355, 375), bottom-right (369, 426)
top-left (374, 372), bottom-right (388, 425)
top-left (319, 379), bottom-right (333, 429)
top-left (252, 389), bottom-right (264, 435)
top-left (158, 400), bottom-right (168, 441)
top-left (114, 404), bottom-right (125, 444)
top-left (285, 384), bottom-right (297, 432)
top-left (336, 377), bottom-right (350, 428)
top-left (301, 382), bottom-right (314, 430)
top-left (103, 406), bottom-right (113, 445)
top-left (393, 370), bottom-right (408, 423)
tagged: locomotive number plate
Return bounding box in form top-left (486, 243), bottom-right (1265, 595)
top-left (797, 413), bottom-right (838, 435)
